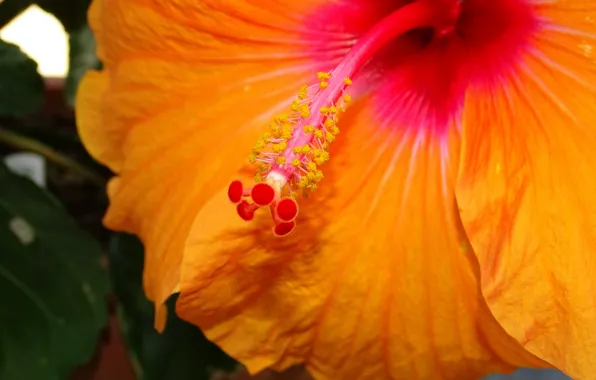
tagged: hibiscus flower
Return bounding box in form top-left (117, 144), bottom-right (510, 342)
top-left (76, 0), bottom-right (596, 378)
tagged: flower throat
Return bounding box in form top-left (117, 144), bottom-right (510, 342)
top-left (227, 0), bottom-right (462, 236)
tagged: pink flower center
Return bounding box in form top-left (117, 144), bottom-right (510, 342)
top-left (227, 0), bottom-right (469, 236)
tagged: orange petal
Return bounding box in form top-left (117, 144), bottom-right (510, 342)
top-left (75, 71), bottom-right (126, 172)
top-left (177, 102), bottom-right (546, 379)
top-left (77, 0), bottom-right (347, 328)
top-left (457, 2), bottom-right (596, 378)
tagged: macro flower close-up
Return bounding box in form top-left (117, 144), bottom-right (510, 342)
top-left (75, 0), bottom-right (596, 379)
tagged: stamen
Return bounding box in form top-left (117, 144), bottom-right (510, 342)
top-left (227, 0), bottom-right (461, 235)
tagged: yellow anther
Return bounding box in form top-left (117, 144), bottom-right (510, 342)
top-left (281, 125), bottom-right (293, 139)
top-left (292, 158), bottom-right (302, 167)
top-left (324, 119), bottom-right (335, 129)
top-left (328, 106), bottom-right (338, 114)
top-left (307, 162), bottom-right (317, 171)
top-left (344, 77), bottom-right (353, 85)
top-left (254, 173), bottom-right (263, 183)
top-left (307, 183), bottom-right (318, 191)
top-left (326, 133), bottom-right (335, 143)
top-left (300, 105), bottom-right (311, 118)
top-left (330, 126), bottom-right (340, 135)
top-left (291, 103), bottom-right (301, 112)
top-left (299, 177), bottom-right (309, 189)
top-left (293, 146), bottom-right (303, 154)
top-left (303, 125), bottom-right (314, 133)
top-left (276, 156), bottom-right (287, 165)
top-left (317, 72), bottom-right (331, 80)
top-left (248, 153), bottom-right (257, 163)
top-left (314, 129), bottom-right (323, 138)
top-left (343, 94), bottom-right (352, 103)
top-left (314, 170), bottom-right (324, 182)
top-left (320, 81), bottom-right (329, 89)
top-left (313, 150), bottom-right (330, 165)
top-left (273, 142), bottom-right (287, 153)
top-left (302, 145), bottom-right (311, 153)
top-left (275, 115), bottom-right (289, 125)
top-left (254, 139), bottom-right (266, 151)
top-left (320, 106), bottom-right (329, 115)
top-left (298, 85), bottom-right (309, 100)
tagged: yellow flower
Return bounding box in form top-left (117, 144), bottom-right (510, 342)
top-left (76, 0), bottom-right (596, 378)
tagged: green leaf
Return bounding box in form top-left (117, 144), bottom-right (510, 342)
top-left (0, 40), bottom-right (44, 117)
top-left (108, 233), bottom-right (239, 380)
top-left (64, 24), bottom-right (100, 108)
top-left (0, 164), bottom-right (110, 380)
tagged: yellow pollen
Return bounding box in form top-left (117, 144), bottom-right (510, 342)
top-left (254, 139), bottom-right (266, 151)
top-left (282, 125), bottom-right (293, 139)
top-left (300, 105), bottom-right (311, 118)
top-left (245, 71), bottom-right (353, 211)
top-left (314, 170), bottom-right (324, 181)
top-left (273, 142), bottom-right (287, 153)
top-left (298, 88), bottom-right (308, 99)
top-left (317, 72), bottom-right (331, 80)
top-left (314, 151), bottom-right (330, 165)
top-left (275, 114), bottom-right (288, 124)
top-left (299, 177), bottom-right (309, 189)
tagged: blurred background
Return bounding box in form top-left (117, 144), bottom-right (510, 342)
top-left (0, 1), bottom-right (576, 379)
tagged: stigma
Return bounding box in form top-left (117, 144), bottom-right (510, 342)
top-left (227, 72), bottom-right (352, 237)
top-left (227, 0), bottom-right (462, 236)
